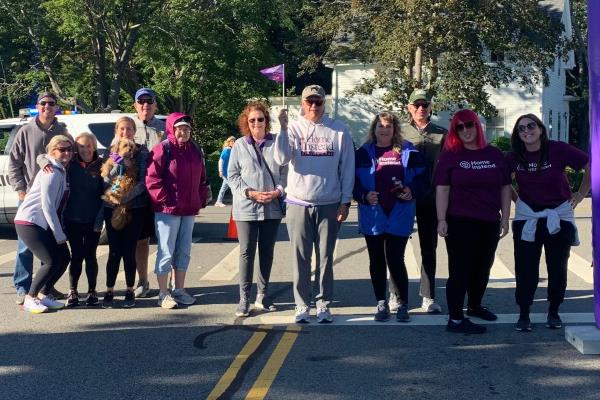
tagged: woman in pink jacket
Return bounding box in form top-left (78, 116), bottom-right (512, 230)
top-left (146, 113), bottom-right (210, 309)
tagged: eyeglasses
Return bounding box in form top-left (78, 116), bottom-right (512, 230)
top-left (39, 101), bottom-right (56, 107)
top-left (517, 122), bottom-right (538, 133)
top-left (455, 121), bottom-right (475, 131)
top-left (136, 98), bottom-right (154, 105)
top-left (412, 102), bottom-right (430, 109)
top-left (56, 146), bottom-right (72, 154)
top-left (304, 99), bottom-right (324, 106)
top-left (248, 117), bottom-right (265, 123)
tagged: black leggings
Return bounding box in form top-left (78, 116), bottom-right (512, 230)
top-left (444, 216), bottom-right (500, 320)
top-left (364, 234), bottom-right (409, 303)
top-left (104, 207), bottom-right (144, 289)
top-left (15, 224), bottom-right (71, 297)
top-left (65, 220), bottom-right (100, 292)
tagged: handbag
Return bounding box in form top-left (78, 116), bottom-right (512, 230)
top-left (252, 142), bottom-right (286, 217)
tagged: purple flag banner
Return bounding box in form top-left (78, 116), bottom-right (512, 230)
top-left (589, 0), bottom-right (600, 329)
top-left (260, 64), bottom-right (284, 83)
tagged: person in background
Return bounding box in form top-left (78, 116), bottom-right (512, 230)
top-left (508, 114), bottom-right (590, 331)
top-left (435, 109), bottom-right (511, 334)
top-left (354, 111), bottom-right (425, 322)
top-left (398, 89), bottom-right (447, 314)
top-left (131, 87), bottom-right (166, 299)
top-left (274, 84), bottom-right (355, 324)
top-left (146, 113), bottom-right (210, 309)
top-left (214, 136), bottom-right (236, 207)
top-left (228, 101), bottom-right (287, 317)
top-left (9, 91), bottom-right (69, 306)
top-left (102, 116), bottom-right (149, 309)
top-left (15, 135), bottom-right (73, 314)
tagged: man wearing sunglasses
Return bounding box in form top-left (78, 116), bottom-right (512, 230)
top-left (131, 87), bottom-right (166, 299)
top-left (396, 89), bottom-right (447, 314)
top-left (8, 91), bottom-right (70, 306)
top-left (274, 84), bottom-right (355, 324)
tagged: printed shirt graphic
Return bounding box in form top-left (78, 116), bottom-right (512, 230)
top-left (435, 145), bottom-right (510, 222)
top-left (374, 146), bottom-right (404, 215)
top-left (299, 128), bottom-right (334, 156)
top-left (507, 140), bottom-right (588, 208)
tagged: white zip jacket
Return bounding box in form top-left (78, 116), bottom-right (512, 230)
top-left (513, 198), bottom-right (579, 245)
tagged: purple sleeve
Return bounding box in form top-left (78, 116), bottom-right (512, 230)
top-left (497, 149), bottom-right (512, 185)
top-left (563, 142), bottom-right (589, 171)
top-left (434, 152), bottom-right (451, 185)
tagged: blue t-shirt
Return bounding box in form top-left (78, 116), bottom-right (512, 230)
top-left (220, 147), bottom-right (232, 178)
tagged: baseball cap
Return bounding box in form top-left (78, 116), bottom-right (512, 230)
top-left (37, 92), bottom-right (57, 103)
top-left (301, 84), bottom-right (326, 100)
top-left (174, 121), bottom-right (191, 128)
top-left (135, 87), bottom-right (156, 101)
top-left (408, 89), bottom-right (431, 104)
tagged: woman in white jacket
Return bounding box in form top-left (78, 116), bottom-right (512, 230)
top-left (15, 135), bottom-right (73, 314)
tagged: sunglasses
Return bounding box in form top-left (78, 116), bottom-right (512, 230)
top-left (517, 122), bottom-right (538, 133)
top-left (455, 121), bottom-right (475, 131)
top-left (304, 99), bottom-right (324, 106)
top-left (136, 98), bottom-right (155, 105)
top-left (412, 102), bottom-right (430, 109)
top-left (56, 146), bottom-right (72, 154)
top-left (248, 117), bottom-right (265, 123)
top-left (39, 101), bottom-right (56, 107)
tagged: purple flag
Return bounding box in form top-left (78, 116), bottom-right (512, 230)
top-left (589, 0), bottom-right (600, 329)
top-left (260, 64), bottom-right (284, 83)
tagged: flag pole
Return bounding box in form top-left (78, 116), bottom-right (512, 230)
top-left (282, 64), bottom-right (286, 107)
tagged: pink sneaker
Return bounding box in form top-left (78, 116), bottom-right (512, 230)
top-left (23, 297), bottom-right (48, 314)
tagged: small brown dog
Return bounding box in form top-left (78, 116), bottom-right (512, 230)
top-left (101, 139), bottom-right (138, 230)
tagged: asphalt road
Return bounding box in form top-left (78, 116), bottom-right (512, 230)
top-left (0, 199), bottom-right (597, 400)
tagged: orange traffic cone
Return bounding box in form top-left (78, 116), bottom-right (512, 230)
top-left (224, 211), bottom-right (238, 241)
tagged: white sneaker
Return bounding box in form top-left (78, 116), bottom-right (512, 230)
top-left (214, 202), bottom-right (226, 207)
top-left (171, 288), bottom-right (196, 305)
top-left (39, 294), bottom-right (65, 310)
top-left (389, 292), bottom-right (399, 312)
top-left (422, 297), bottom-right (442, 314)
top-left (294, 305), bottom-right (310, 323)
top-left (316, 305), bottom-right (333, 324)
top-left (158, 293), bottom-right (178, 309)
top-left (23, 297), bottom-right (48, 314)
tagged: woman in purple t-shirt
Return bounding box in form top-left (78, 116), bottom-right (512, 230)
top-left (508, 114), bottom-right (590, 332)
top-left (435, 109), bottom-right (512, 334)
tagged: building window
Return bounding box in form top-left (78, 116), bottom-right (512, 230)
top-left (485, 109), bottom-right (506, 140)
top-left (557, 112), bottom-right (561, 141)
top-left (564, 113), bottom-right (568, 142)
top-left (549, 110), bottom-right (553, 138)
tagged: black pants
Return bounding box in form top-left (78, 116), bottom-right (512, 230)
top-left (15, 224), bottom-right (71, 297)
top-left (513, 219), bottom-right (574, 309)
top-left (65, 220), bottom-right (100, 292)
top-left (416, 198), bottom-right (438, 299)
top-left (444, 216), bottom-right (500, 320)
top-left (365, 234), bottom-right (410, 303)
top-left (104, 207), bottom-right (144, 288)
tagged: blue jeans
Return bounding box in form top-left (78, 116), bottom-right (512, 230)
top-left (154, 213), bottom-right (195, 276)
top-left (216, 178), bottom-right (230, 203)
top-left (13, 199), bottom-right (34, 294)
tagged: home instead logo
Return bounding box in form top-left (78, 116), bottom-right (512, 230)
top-left (459, 160), bottom-right (496, 169)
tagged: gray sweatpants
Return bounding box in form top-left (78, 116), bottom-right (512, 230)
top-left (286, 203), bottom-right (340, 308)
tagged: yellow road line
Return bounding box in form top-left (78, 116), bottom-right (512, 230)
top-left (245, 325), bottom-right (301, 400)
top-left (206, 325), bottom-right (271, 400)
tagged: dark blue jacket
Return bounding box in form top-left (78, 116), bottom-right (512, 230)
top-left (353, 141), bottom-right (426, 236)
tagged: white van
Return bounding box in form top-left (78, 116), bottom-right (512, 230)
top-left (0, 113), bottom-right (163, 225)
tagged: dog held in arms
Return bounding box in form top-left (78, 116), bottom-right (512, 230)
top-left (101, 139), bottom-right (138, 230)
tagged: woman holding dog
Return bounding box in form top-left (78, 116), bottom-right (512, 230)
top-left (15, 135), bottom-right (73, 314)
top-left (102, 116), bottom-right (149, 308)
top-left (227, 101), bottom-right (287, 317)
top-left (146, 113), bottom-right (209, 309)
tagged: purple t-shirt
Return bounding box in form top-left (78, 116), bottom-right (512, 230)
top-left (435, 145), bottom-right (510, 222)
top-left (507, 140), bottom-right (588, 208)
top-left (374, 146), bottom-right (405, 215)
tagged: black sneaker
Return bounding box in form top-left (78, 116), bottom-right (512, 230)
top-left (66, 290), bottom-right (80, 307)
top-left (515, 316), bottom-right (532, 332)
top-left (48, 287), bottom-right (66, 300)
top-left (546, 313), bottom-right (562, 329)
top-left (374, 301), bottom-right (390, 322)
top-left (86, 291), bottom-right (99, 306)
top-left (396, 304), bottom-right (410, 322)
top-left (102, 291), bottom-right (114, 309)
top-left (122, 290), bottom-right (136, 308)
top-left (446, 318), bottom-right (486, 334)
top-left (466, 306), bottom-right (497, 321)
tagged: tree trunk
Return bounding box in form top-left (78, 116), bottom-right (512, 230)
top-left (414, 46), bottom-right (423, 85)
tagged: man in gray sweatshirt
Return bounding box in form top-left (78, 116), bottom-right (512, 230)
top-left (8, 92), bottom-right (68, 305)
top-left (274, 84), bottom-right (355, 324)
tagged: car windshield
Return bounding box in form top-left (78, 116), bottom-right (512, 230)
top-left (88, 122), bottom-right (116, 150)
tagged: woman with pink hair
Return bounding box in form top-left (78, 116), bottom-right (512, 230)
top-left (435, 109), bottom-right (512, 334)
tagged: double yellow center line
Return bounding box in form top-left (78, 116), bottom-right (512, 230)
top-left (207, 325), bottom-right (301, 399)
